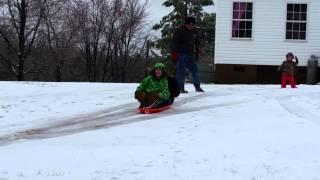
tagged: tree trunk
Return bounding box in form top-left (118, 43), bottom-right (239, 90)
top-left (55, 60), bottom-right (63, 82)
top-left (17, 0), bottom-right (27, 81)
top-left (144, 40), bottom-right (150, 77)
top-left (17, 55), bottom-right (24, 81)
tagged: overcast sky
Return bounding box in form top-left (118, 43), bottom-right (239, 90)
top-left (147, 1), bottom-right (171, 23)
top-left (147, 0), bottom-right (216, 24)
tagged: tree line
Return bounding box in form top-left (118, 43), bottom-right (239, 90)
top-left (0, 0), bottom-right (151, 82)
top-left (0, 0), bottom-right (216, 82)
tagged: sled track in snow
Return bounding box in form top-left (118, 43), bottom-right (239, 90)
top-left (277, 97), bottom-right (320, 125)
top-left (0, 91), bottom-right (238, 146)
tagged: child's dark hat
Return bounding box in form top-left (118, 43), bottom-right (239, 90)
top-left (286, 52), bottom-right (294, 58)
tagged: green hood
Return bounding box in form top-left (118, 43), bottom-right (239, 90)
top-left (154, 63), bottom-right (166, 70)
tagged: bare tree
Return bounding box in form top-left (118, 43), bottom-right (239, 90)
top-left (0, 0), bottom-right (150, 82)
top-left (106, 0), bottom-right (148, 82)
top-left (72, 0), bottom-right (108, 82)
top-left (72, 0), bottom-right (148, 82)
top-left (0, 0), bottom-right (47, 80)
top-left (43, 0), bottom-right (77, 81)
top-left (118, 0), bottom-right (148, 81)
top-left (101, 0), bottom-right (121, 82)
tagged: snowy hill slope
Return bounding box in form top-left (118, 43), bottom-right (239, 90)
top-left (0, 82), bottom-right (320, 180)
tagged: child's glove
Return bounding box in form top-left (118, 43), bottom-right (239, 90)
top-left (294, 56), bottom-right (299, 65)
top-left (196, 48), bottom-right (201, 56)
top-left (171, 52), bottom-right (177, 61)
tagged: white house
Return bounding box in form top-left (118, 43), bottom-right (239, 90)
top-left (214, 0), bottom-right (320, 83)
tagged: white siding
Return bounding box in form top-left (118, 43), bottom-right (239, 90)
top-left (215, 0), bottom-right (320, 66)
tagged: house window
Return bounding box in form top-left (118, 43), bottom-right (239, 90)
top-left (286, 4), bottom-right (307, 40)
top-left (232, 2), bottom-right (253, 39)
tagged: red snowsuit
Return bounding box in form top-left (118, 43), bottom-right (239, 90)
top-left (281, 74), bottom-right (296, 88)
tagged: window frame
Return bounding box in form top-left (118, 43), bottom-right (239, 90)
top-left (284, 2), bottom-right (309, 42)
top-left (231, 1), bottom-right (255, 40)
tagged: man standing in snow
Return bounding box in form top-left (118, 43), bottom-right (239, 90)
top-left (171, 17), bottom-right (204, 93)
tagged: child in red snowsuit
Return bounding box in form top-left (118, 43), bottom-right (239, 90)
top-left (278, 52), bottom-right (299, 88)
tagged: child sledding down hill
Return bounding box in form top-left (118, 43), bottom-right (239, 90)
top-left (278, 52), bottom-right (299, 88)
top-left (135, 63), bottom-right (180, 109)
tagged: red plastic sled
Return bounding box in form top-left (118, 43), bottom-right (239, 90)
top-left (139, 105), bottom-right (171, 114)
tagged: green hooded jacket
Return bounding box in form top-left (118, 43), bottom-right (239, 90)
top-left (136, 63), bottom-right (170, 101)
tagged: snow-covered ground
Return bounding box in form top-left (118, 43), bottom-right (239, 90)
top-left (1, 82), bottom-right (320, 180)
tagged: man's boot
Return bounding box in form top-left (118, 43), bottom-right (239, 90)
top-left (195, 85), bottom-right (205, 92)
top-left (180, 89), bottom-right (189, 94)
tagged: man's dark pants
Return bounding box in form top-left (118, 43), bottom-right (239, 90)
top-left (176, 53), bottom-right (201, 90)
